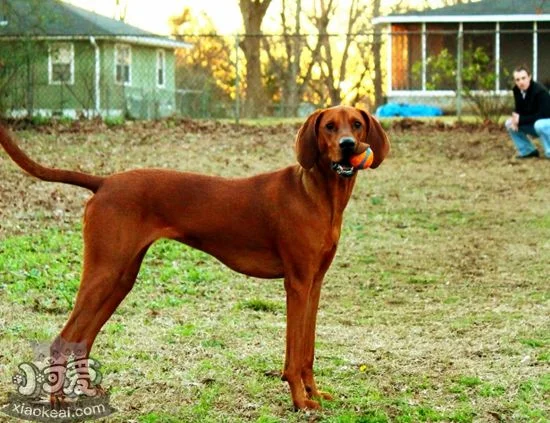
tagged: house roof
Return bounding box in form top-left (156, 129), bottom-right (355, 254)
top-left (375, 0), bottom-right (550, 24)
top-left (0, 0), bottom-right (190, 49)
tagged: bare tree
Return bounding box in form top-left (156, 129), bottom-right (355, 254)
top-left (305, 0), bottom-right (371, 107)
top-left (239, 0), bottom-right (272, 117)
top-left (170, 8), bottom-right (235, 117)
top-left (261, 0), bottom-right (325, 115)
top-left (261, 0), bottom-right (377, 110)
top-left (281, 0), bottom-right (301, 115)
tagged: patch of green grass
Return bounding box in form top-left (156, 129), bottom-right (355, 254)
top-left (105, 321), bottom-right (125, 335)
top-left (479, 383), bottom-right (506, 398)
top-left (140, 240), bottom-right (229, 292)
top-left (30, 115), bottom-right (52, 126)
top-left (138, 412), bottom-right (181, 423)
top-left (0, 228), bottom-right (81, 311)
top-left (255, 416), bottom-right (282, 423)
top-left (238, 298), bottom-right (283, 313)
top-left (513, 374), bottom-right (550, 421)
top-left (393, 404), bottom-right (446, 422)
top-left (446, 406), bottom-right (476, 423)
top-left (202, 338), bottom-right (225, 349)
top-left (456, 376), bottom-right (482, 388)
top-left (519, 338), bottom-right (547, 348)
top-left (169, 323), bottom-right (196, 338)
top-left (370, 196), bottom-right (384, 206)
top-left (526, 214), bottom-right (550, 229)
top-left (104, 115), bottom-right (126, 127)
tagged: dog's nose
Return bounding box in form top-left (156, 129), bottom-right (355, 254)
top-left (339, 137), bottom-right (356, 152)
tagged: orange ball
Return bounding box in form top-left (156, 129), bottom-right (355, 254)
top-left (350, 147), bottom-right (374, 170)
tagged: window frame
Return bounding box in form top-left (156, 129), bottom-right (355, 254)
top-left (156, 49), bottom-right (166, 88)
top-left (114, 43), bottom-right (132, 86)
top-left (48, 42), bottom-right (75, 85)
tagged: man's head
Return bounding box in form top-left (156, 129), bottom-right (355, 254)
top-left (513, 65), bottom-right (532, 92)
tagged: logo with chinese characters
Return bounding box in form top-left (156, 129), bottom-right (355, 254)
top-left (1, 342), bottom-right (115, 422)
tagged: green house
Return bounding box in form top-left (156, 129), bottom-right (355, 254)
top-left (0, 0), bottom-right (190, 119)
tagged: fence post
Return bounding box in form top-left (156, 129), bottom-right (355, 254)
top-left (456, 22), bottom-right (464, 120)
top-left (234, 34), bottom-right (240, 125)
top-left (26, 55), bottom-right (34, 117)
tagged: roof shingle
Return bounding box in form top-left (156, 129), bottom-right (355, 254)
top-left (378, 0), bottom-right (550, 22)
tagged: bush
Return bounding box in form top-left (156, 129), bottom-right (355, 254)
top-left (413, 47), bottom-right (511, 123)
top-left (104, 115), bottom-right (125, 127)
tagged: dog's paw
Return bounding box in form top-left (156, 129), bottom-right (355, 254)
top-left (313, 390), bottom-right (333, 401)
top-left (294, 399), bottom-right (321, 410)
top-left (305, 386), bottom-right (333, 401)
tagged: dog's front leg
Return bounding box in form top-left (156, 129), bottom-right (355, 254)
top-left (282, 276), bottom-right (320, 410)
top-left (301, 275), bottom-right (334, 402)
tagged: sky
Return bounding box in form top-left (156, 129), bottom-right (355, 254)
top-left (66, 0), bottom-right (244, 35)
top-left (65, 0), bottom-right (438, 36)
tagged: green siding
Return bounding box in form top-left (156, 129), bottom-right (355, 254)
top-left (100, 42), bottom-right (176, 118)
top-left (0, 39), bottom-right (177, 119)
top-left (33, 41), bottom-right (96, 112)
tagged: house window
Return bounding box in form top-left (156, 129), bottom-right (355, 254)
top-left (49, 43), bottom-right (74, 84)
top-left (115, 44), bottom-right (131, 85)
top-left (156, 50), bottom-right (166, 88)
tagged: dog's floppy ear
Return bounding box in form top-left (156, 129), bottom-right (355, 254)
top-left (359, 109), bottom-right (390, 169)
top-left (295, 109), bottom-right (324, 169)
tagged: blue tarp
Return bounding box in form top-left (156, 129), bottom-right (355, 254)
top-left (375, 103), bottom-right (443, 118)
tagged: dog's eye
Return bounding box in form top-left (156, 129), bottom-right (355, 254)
top-left (353, 121), bottom-right (362, 129)
top-left (325, 122), bottom-right (336, 131)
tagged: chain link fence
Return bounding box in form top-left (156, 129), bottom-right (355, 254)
top-left (1, 26), bottom-right (548, 121)
top-left (0, 33), bottom-right (381, 121)
top-left (0, 37), bottom-right (181, 120)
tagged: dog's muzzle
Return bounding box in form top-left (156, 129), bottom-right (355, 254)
top-left (331, 137), bottom-right (357, 178)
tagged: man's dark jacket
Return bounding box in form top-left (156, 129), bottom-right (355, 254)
top-left (514, 80), bottom-right (550, 126)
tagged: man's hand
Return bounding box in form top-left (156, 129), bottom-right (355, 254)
top-left (506, 112), bottom-right (519, 131)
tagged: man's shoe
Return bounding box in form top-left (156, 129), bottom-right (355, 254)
top-left (516, 150), bottom-right (540, 159)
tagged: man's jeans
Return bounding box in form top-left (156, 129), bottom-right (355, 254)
top-left (505, 118), bottom-right (550, 158)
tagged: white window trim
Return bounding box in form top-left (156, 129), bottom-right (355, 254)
top-left (114, 43), bottom-right (132, 86)
top-left (156, 49), bottom-right (166, 88)
top-left (48, 43), bottom-right (74, 85)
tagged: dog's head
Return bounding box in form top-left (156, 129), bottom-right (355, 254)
top-left (295, 106), bottom-right (390, 177)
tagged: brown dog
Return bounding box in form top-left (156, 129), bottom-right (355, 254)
top-left (0, 106), bottom-right (389, 410)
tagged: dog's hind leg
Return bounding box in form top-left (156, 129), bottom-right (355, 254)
top-left (49, 205), bottom-right (153, 397)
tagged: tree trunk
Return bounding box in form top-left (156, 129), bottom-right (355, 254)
top-left (285, 0), bottom-right (301, 116)
top-left (239, 0), bottom-right (272, 118)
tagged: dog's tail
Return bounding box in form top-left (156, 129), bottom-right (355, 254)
top-left (0, 125), bottom-right (104, 193)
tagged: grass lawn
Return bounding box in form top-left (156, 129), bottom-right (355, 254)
top-left (0, 118), bottom-right (548, 422)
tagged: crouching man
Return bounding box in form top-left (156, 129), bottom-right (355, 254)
top-left (505, 64), bottom-right (550, 159)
